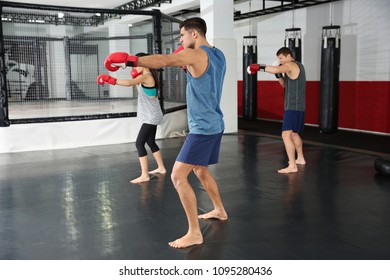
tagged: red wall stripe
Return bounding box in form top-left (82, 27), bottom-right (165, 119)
top-left (237, 81), bottom-right (390, 134)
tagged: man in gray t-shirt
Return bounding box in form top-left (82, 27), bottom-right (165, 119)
top-left (248, 47), bottom-right (307, 173)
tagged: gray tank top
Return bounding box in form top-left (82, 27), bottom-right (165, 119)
top-left (284, 61), bottom-right (306, 111)
top-left (137, 83), bottom-right (163, 125)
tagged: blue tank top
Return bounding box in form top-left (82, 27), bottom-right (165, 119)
top-left (186, 46), bottom-right (226, 135)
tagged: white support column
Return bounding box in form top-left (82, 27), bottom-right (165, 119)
top-left (107, 23), bottom-right (134, 98)
top-left (200, 0), bottom-right (237, 134)
top-left (48, 25), bottom-right (67, 99)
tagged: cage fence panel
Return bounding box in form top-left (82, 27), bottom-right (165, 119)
top-left (160, 16), bottom-right (186, 111)
top-left (0, 4), bottom-right (185, 124)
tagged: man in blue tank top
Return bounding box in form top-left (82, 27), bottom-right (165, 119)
top-left (167, 17), bottom-right (228, 249)
top-left (248, 47), bottom-right (307, 173)
top-left (103, 17), bottom-right (228, 249)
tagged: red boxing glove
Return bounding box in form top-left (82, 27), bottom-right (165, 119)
top-left (104, 52), bottom-right (138, 72)
top-left (247, 64), bottom-right (266, 75)
top-left (97, 74), bottom-right (116, 85)
top-left (131, 69), bottom-right (141, 79)
top-left (173, 45), bottom-right (187, 72)
top-left (173, 45), bottom-right (184, 54)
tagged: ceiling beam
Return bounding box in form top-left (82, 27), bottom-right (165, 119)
top-left (234, 0), bottom-right (341, 21)
top-left (115, 0), bottom-right (172, 11)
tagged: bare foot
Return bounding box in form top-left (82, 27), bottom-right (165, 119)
top-left (277, 166), bottom-right (298, 173)
top-left (130, 175), bottom-right (150, 184)
top-left (168, 233), bottom-right (203, 249)
top-left (296, 158), bottom-right (306, 165)
top-left (198, 209), bottom-right (228, 220)
top-left (149, 168), bottom-right (166, 174)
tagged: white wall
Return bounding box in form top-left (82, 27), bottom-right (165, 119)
top-left (233, 0), bottom-right (390, 82)
top-left (0, 110), bottom-right (188, 153)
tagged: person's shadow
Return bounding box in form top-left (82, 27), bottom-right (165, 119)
top-left (138, 173), bottom-right (166, 209)
top-left (283, 166), bottom-right (304, 213)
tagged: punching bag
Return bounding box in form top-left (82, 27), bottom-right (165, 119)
top-left (285, 28), bottom-right (302, 62)
top-left (0, 18), bottom-right (10, 127)
top-left (242, 36), bottom-right (258, 121)
top-left (319, 25), bottom-right (341, 134)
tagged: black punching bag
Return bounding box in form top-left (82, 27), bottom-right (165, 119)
top-left (319, 26), bottom-right (341, 134)
top-left (285, 28), bottom-right (302, 62)
top-left (242, 36), bottom-right (257, 120)
top-left (0, 18), bottom-right (10, 127)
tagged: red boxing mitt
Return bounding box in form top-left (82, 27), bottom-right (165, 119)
top-left (97, 74), bottom-right (116, 85)
top-left (173, 45), bottom-right (187, 72)
top-left (247, 64), bottom-right (266, 75)
top-left (131, 69), bottom-right (141, 79)
top-left (173, 45), bottom-right (184, 54)
top-left (104, 52), bottom-right (138, 71)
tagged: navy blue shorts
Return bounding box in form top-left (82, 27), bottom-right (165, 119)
top-left (282, 110), bottom-right (305, 133)
top-left (176, 131), bottom-right (223, 166)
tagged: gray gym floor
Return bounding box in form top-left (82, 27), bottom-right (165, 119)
top-left (1, 130), bottom-right (389, 260)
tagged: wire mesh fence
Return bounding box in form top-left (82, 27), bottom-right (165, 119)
top-left (0, 4), bottom-right (186, 124)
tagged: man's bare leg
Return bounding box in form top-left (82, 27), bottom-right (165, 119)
top-left (292, 133), bottom-right (306, 165)
top-left (131, 156), bottom-right (150, 183)
top-left (278, 130), bottom-right (299, 174)
top-left (169, 161), bottom-right (203, 249)
top-left (149, 150), bottom-right (167, 174)
top-left (193, 166), bottom-right (228, 220)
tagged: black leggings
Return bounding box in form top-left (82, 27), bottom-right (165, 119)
top-left (135, 123), bottom-right (160, 157)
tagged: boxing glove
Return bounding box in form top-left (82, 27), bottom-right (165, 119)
top-left (104, 52), bottom-right (138, 71)
top-left (173, 45), bottom-right (187, 72)
top-left (275, 65), bottom-right (283, 79)
top-left (97, 74), bottom-right (116, 85)
top-left (272, 61), bottom-right (283, 79)
top-left (247, 64), bottom-right (266, 75)
top-left (275, 73), bottom-right (283, 79)
top-left (131, 69), bottom-right (141, 79)
top-left (173, 45), bottom-right (184, 54)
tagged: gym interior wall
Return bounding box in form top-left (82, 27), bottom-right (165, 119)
top-left (234, 0), bottom-right (390, 135)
